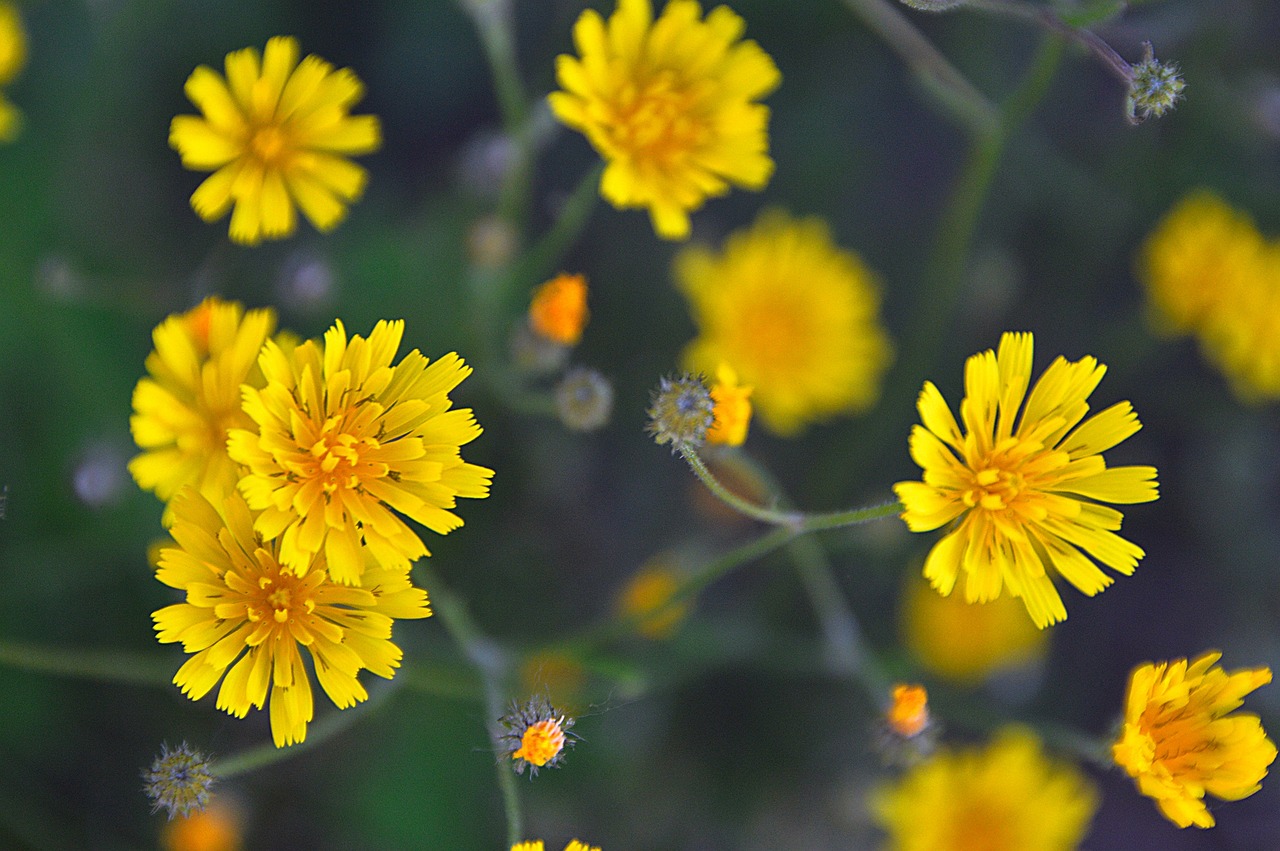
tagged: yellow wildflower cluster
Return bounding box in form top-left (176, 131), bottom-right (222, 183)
top-left (0, 2), bottom-right (24, 142)
top-left (1139, 190), bottom-right (1280, 399)
top-left (131, 298), bottom-right (491, 746)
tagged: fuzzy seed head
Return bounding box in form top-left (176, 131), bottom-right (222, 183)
top-left (647, 374), bottom-right (714, 449)
top-left (143, 742), bottom-right (215, 820)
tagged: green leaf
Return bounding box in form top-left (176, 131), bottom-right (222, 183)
top-left (1056, 0), bottom-right (1128, 28)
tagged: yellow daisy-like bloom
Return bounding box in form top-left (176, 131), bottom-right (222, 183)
top-left (706, 362), bottom-right (752, 447)
top-left (893, 332), bottom-right (1158, 628)
top-left (872, 727), bottom-right (1098, 851)
top-left (170, 36), bottom-right (381, 245)
top-left (548, 0), bottom-right (780, 240)
top-left (900, 573), bottom-right (1047, 684)
top-left (0, 2), bottom-right (25, 142)
top-left (529, 273), bottom-right (590, 346)
top-left (1200, 242), bottom-right (1280, 399)
top-left (512, 843), bottom-right (600, 851)
top-left (153, 488), bottom-right (431, 748)
top-left (1137, 190), bottom-right (1260, 334)
top-left (228, 319), bottom-right (493, 585)
top-left (1112, 651), bottom-right (1276, 829)
top-left (677, 210), bottom-right (893, 435)
top-left (130, 297), bottom-right (278, 515)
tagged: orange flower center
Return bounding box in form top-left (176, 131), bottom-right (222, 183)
top-left (949, 801), bottom-right (1016, 851)
top-left (961, 437), bottom-right (1047, 515)
top-left (250, 125), bottom-right (291, 167)
top-left (610, 73), bottom-right (708, 168)
top-left (513, 718), bottom-right (567, 767)
top-left (306, 416), bottom-right (386, 494)
top-left (886, 684), bottom-right (930, 738)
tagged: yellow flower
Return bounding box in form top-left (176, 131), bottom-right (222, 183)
top-left (1197, 241), bottom-right (1280, 401)
top-left (170, 36), bottom-right (381, 245)
top-left (893, 332), bottom-right (1158, 628)
top-left (0, 2), bottom-right (25, 142)
top-left (152, 488), bottom-right (431, 748)
top-left (616, 555), bottom-right (691, 639)
top-left (706, 363), bottom-right (752, 447)
top-left (512, 843), bottom-right (600, 851)
top-left (500, 696), bottom-right (577, 776)
top-left (548, 0), bottom-right (780, 240)
top-left (900, 573), bottom-right (1047, 684)
top-left (676, 210), bottom-right (893, 435)
top-left (161, 799), bottom-right (244, 851)
top-left (529, 273), bottom-right (589, 346)
top-left (872, 727), bottom-right (1097, 851)
top-left (1137, 190), bottom-right (1260, 334)
top-left (129, 297), bottom-right (278, 516)
top-left (228, 319), bottom-right (493, 585)
top-left (1112, 651), bottom-right (1276, 829)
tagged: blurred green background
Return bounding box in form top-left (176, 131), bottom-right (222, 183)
top-left (0, 0), bottom-right (1278, 848)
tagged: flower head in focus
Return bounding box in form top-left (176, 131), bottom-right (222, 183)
top-left (706, 363), bottom-right (752, 447)
top-left (893, 332), bottom-right (1158, 628)
top-left (548, 0), bottom-right (780, 240)
top-left (143, 742), bottom-right (216, 821)
top-left (170, 36), bottom-right (381, 245)
top-left (129, 297), bottom-right (278, 517)
top-left (872, 727), bottom-right (1098, 851)
top-left (900, 573), bottom-right (1047, 684)
top-left (529, 273), bottom-right (589, 346)
top-left (677, 210), bottom-right (892, 435)
top-left (0, 2), bottom-right (25, 142)
top-left (500, 695), bottom-right (577, 776)
top-left (1126, 42), bottom-right (1186, 125)
top-left (1113, 651), bottom-right (1276, 828)
top-left (153, 488), bottom-right (431, 747)
top-left (228, 319), bottom-right (493, 585)
top-left (647, 373), bottom-right (715, 450)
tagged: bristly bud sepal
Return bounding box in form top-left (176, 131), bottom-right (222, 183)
top-left (142, 742), bottom-right (216, 820)
top-left (646, 374), bottom-right (715, 452)
top-left (1126, 42), bottom-right (1186, 125)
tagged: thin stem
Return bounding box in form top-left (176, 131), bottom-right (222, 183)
top-left (965, 0), bottom-right (1134, 82)
top-left (212, 677), bottom-right (406, 779)
top-left (680, 446), bottom-right (802, 527)
top-left (0, 639), bottom-right (175, 687)
top-left (842, 0), bottom-right (1001, 138)
top-left (419, 568), bottom-right (523, 845)
top-left (513, 161), bottom-right (604, 290)
top-left (798, 500), bottom-right (905, 533)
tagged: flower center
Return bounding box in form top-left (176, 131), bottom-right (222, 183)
top-left (739, 297), bottom-right (809, 372)
top-left (950, 801), bottom-right (1016, 851)
top-left (307, 416), bottom-right (385, 494)
top-left (611, 73), bottom-right (708, 168)
top-left (250, 571), bottom-right (314, 625)
top-left (250, 125), bottom-right (291, 167)
top-left (961, 437), bottom-right (1044, 513)
top-left (513, 718), bottom-right (567, 767)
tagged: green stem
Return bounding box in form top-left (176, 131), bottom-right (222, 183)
top-left (680, 446), bottom-right (802, 527)
top-left (513, 162), bottom-right (604, 289)
top-left (212, 677), bottom-right (406, 779)
top-left (0, 640), bottom-right (175, 687)
top-left (842, 0), bottom-right (1001, 138)
top-left (965, 0), bottom-right (1134, 82)
top-left (419, 568), bottom-right (523, 845)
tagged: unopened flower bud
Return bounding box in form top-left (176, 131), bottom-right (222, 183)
top-left (1126, 42), bottom-right (1185, 125)
top-left (646, 374), bottom-right (714, 450)
top-left (555, 367), bottom-right (614, 432)
top-left (143, 742), bottom-right (215, 820)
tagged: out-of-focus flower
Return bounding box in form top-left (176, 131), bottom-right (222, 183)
top-left (512, 842), bottom-right (600, 851)
top-left (170, 36), bottom-right (381, 245)
top-left (677, 210), bottom-right (892, 435)
top-left (153, 488), bottom-right (431, 747)
top-left (529, 273), bottom-right (589, 346)
top-left (0, 2), bottom-right (25, 142)
top-left (647, 373), bottom-right (715, 450)
top-left (893, 332), bottom-right (1158, 628)
top-left (500, 695), bottom-right (577, 776)
top-left (160, 798), bottom-right (244, 851)
top-left (228, 319), bottom-right (493, 585)
top-left (1113, 651), bottom-right (1276, 829)
top-left (143, 742), bottom-right (216, 821)
top-left (129, 297), bottom-right (278, 517)
top-left (706, 363), bottom-right (752, 447)
top-left (615, 554), bottom-right (691, 639)
top-left (548, 0), bottom-right (780, 240)
top-left (900, 573), bottom-right (1047, 684)
top-left (885, 684), bottom-right (930, 739)
top-left (555, 367), bottom-right (614, 432)
top-left (872, 727), bottom-right (1098, 851)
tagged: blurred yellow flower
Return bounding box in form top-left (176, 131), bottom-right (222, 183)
top-left (1138, 191), bottom-right (1280, 400)
top-left (901, 573), bottom-right (1047, 684)
top-left (894, 332), bottom-right (1158, 628)
top-left (677, 210), bottom-right (892, 435)
top-left (228, 319), bottom-right (493, 585)
top-left (129, 297), bottom-right (277, 516)
top-left (529, 273), bottom-right (589, 346)
top-left (885, 683), bottom-right (930, 739)
top-left (616, 555), bottom-right (691, 639)
top-left (513, 843), bottom-right (600, 851)
top-left (153, 489), bottom-right (431, 748)
top-left (0, 2), bottom-right (25, 141)
top-left (170, 36), bottom-right (381, 245)
top-left (548, 0), bottom-right (780, 240)
top-left (161, 799), bottom-right (243, 851)
top-left (872, 727), bottom-right (1097, 851)
top-left (1113, 651), bottom-right (1276, 829)
top-left (706, 363), bottom-right (752, 447)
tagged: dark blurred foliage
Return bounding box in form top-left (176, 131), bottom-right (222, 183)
top-left (0, 1), bottom-right (1277, 848)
